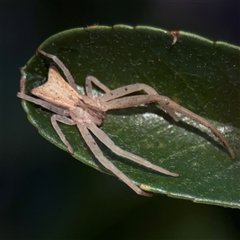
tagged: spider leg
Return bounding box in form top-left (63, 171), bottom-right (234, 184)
top-left (102, 94), bottom-right (179, 121)
top-left (85, 76), bottom-right (111, 97)
top-left (37, 49), bottom-right (80, 94)
top-left (98, 83), bottom-right (160, 102)
top-left (17, 92), bottom-right (69, 116)
top-left (163, 100), bottom-right (235, 159)
top-left (77, 123), bottom-right (154, 197)
top-left (98, 83), bottom-right (180, 121)
top-left (102, 95), bottom-right (152, 110)
top-left (98, 83), bottom-right (234, 159)
top-left (51, 115), bottom-right (76, 154)
top-left (86, 123), bottom-right (179, 177)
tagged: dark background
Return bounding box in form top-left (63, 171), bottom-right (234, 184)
top-left (1, 1), bottom-right (240, 239)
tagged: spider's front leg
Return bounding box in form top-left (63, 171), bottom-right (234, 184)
top-left (85, 76), bottom-right (111, 97)
top-left (77, 122), bottom-right (179, 196)
top-left (96, 82), bottom-right (234, 159)
top-left (98, 83), bottom-right (180, 121)
top-left (86, 123), bottom-right (179, 177)
top-left (77, 123), bottom-right (154, 197)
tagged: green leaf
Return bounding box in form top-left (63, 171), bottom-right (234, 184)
top-left (20, 25), bottom-right (240, 208)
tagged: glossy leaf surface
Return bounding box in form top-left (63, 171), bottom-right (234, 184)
top-left (20, 25), bottom-right (240, 208)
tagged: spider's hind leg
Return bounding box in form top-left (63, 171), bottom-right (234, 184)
top-left (37, 49), bottom-right (79, 94)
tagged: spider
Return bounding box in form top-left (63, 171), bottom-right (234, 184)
top-left (17, 49), bottom-right (235, 197)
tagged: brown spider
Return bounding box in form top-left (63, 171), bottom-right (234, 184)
top-left (17, 49), bottom-right (235, 197)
